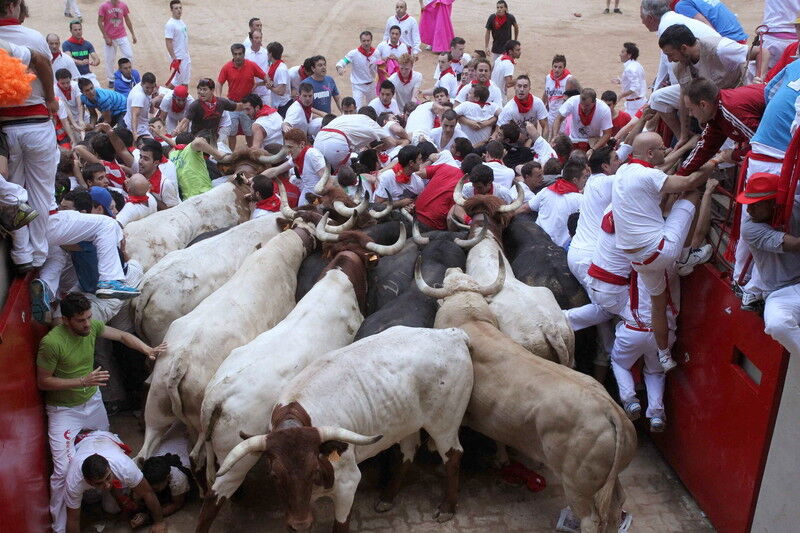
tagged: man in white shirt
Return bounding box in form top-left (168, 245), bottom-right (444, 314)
top-left (314, 112), bottom-right (399, 171)
top-left (241, 93), bottom-right (283, 149)
top-left (374, 144), bottom-right (425, 205)
top-left (54, 68), bottom-right (85, 132)
top-left (481, 140), bottom-right (515, 188)
top-left (124, 73), bottom-right (157, 142)
top-left (369, 80), bottom-right (401, 116)
top-left (460, 163), bottom-right (517, 203)
top-left (336, 31), bottom-right (379, 108)
top-left (454, 84), bottom-right (500, 148)
top-left (498, 75), bottom-right (548, 137)
top-left (553, 88), bottom-right (613, 152)
top-left (265, 41), bottom-right (292, 113)
top-left (283, 82), bottom-right (324, 137)
top-left (117, 173), bottom-right (157, 226)
top-left (244, 30), bottom-right (269, 101)
top-left (433, 36), bottom-right (471, 80)
top-left (133, 139), bottom-right (181, 209)
top-left (616, 42), bottom-right (647, 115)
top-left (521, 160), bottom-right (586, 248)
top-left (406, 90), bottom-right (451, 143)
top-left (491, 39), bottom-right (520, 103)
top-left (611, 131), bottom-right (715, 372)
top-left (261, 127), bottom-right (327, 205)
top-left (455, 58), bottom-right (503, 105)
top-left (164, 0), bottom-right (190, 88)
top-left (388, 53), bottom-right (422, 110)
top-left (383, 0), bottom-right (421, 54)
top-left (157, 84), bottom-right (193, 133)
top-left (241, 17), bottom-right (261, 49)
top-left (47, 33), bottom-right (80, 80)
top-left (432, 52), bottom-right (459, 101)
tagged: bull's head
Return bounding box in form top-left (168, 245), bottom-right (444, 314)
top-left (452, 180), bottom-right (525, 240)
top-left (217, 426), bottom-right (381, 531)
top-left (315, 213), bottom-right (407, 266)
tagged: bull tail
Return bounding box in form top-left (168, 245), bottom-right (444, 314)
top-left (592, 412), bottom-right (635, 531)
top-left (167, 356), bottom-right (188, 426)
top-left (545, 331), bottom-right (575, 368)
top-left (192, 403), bottom-right (222, 487)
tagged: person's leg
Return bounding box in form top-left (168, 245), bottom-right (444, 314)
top-left (93, 218), bottom-right (125, 282)
top-left (564, 302), bottom-right (615, 331)
top-left (649, 85), bottom-right (681, 138)
top-left (642, 338), bottom-right (667, 420)
top-left (105, 40), bottom-right (118, 81)
top-left (47, 405), bottom-right (84, 533)
top-left (116, 37), bottom-right (133, 63)
top-left (609, 325), bottom-right (640, 416)
top-left (763, 285), bottom-right (800, 355)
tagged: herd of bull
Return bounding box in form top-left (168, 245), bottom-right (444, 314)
top-left (124, 148), bottom-right (637, 533)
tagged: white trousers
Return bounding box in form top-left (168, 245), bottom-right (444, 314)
top-left (172, 57), bottom-right (192, 86)
top-left (648, 85), bottom-right (680, 114)
top-left (314, 135), bottom-right (351, 172)
top-left (5, 122), bottom-right (58, 266)
top-left (352, 82), bottom-right (373, 109)
top-left (610, 324), bottom-right (671, 419)
top-left (567, 246), bottom-right (592, 286)
top-left (764, 284), bottom-right (800, 356)
top-left (64, 0), bottom-right (81, 16)
top-left (47, 389), bottom-right (110, 533)
top-left (763, 34), bottom-right (795, 70)
top-left (567, 247), bottom-right (616, 364)
top-left (624, 98), bottom-right (645, 116)
top-left (0, 173), bottom-right (28, 205)
top-left (40, 211), bottom-right (125, 296)
top-left (104, 36), bottom-right (134, 81)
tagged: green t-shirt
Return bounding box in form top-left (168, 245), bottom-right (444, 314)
top-left (36, 320), bottom-right (105, 407)
top-left (170, 146), bottom-right (212, 199)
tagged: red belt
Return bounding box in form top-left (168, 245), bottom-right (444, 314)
top-left (631, 238), bottom-right (665, 266)
top-left (319, 128), bottom-right (353, 170)
top-left (320, 128), bottom-right (352, 148)
top-left (588, 263), bottom-right (630, 285)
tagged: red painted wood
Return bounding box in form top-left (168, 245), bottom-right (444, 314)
top-left (0, 275), bottom-right (51, 532)
top-left (652, 264), bottom-right (788, 533)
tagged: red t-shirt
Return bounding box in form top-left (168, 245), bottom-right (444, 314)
top-left (217, 59), bottom-right (267, 102)
top-left (611, 110), bottom-right (632, 136)
top-left (415, 164), bottom-right (463, 230)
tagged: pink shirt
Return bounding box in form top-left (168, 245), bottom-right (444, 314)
top-left (99, 1), bottom-right (129, 40)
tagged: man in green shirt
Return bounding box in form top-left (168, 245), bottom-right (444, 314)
top-left (37, 292), bottom-right (166, 532)
top-left (163, 129), bottom-right (227, 198)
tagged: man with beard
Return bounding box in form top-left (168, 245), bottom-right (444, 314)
top-left (498, 74), bottom-right (548, 137)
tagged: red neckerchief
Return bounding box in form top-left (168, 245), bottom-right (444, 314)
top-left (433, 115), bottom-right (441, 128)
top-left (127, 194), bottom-right (150, 204)
top-left (297, 99), bottom-right (312, 121)
top-left (501, 54), bottom-right (516, 65)
top-left (548, 178), bottom-right (580, 195)
top-left (66, 35), bottom-right (85, 46)
top-left (58, 85), bottom-right (73, 101)
top-left (601, 211), bottom-right (615, 233)
top-left (358, 46), bottom-right (375, 58)
top-left (476, 101), bottom-right (491, 108)
top-left (397, 13), bottom-right (409, 22)
top-left (148, 167), bottom-right (163, 194)
top-left (450, 57), bottom-right (461, 65)
top-left (170, 95), bottom-right (186, 113)
top-left (453, 154), bottom-right (464, 161)
top-left (669, 0), bottom-right (679, 8)
top-left (256, 195), bottom-right (281, 212)
top-left (471, 79), bottom-right (490, 87)
top-left (379, 152), bottom-right (389, 164)
top-left (267, 59), bottom-right (284, 80)
top-left (299, 66), bottom-right (308, 79)
top-left (486, 158), bottom-right (502, 164)
top-left (456, 82), bottom-right (467, 95)
top-left (0, 18), bottom-right (21, 26)
top-left (393, 163), bottom-right (411, 184)
top-left (397, 69), bottom-right (413, 84)
top-left (255, 105), bottom-right (278, 118)
top-left (578, 103), bottom-right (596, 127)
top-left (440, 66), bottom-right (455, 78)
top-left (293, 145), bottom-right (311, 175)
top-left (200, 97), bottom-right (219, 120)
top-left (514, 94), bottom-right (533, 114)
top-left (389, 41), bottom-right (403, 49)
top-left (493, 14), bottom-right (508, 30)
top-left (52, 51), bottom-right (61, 61)
top-left (628, 158), bottom-right (654, 168)
top-left (549, 68), bottom-right (571, 88)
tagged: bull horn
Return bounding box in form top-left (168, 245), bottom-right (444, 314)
top-left (454, 219), bottom-right (487, 248)
top-left (333, 195), bottom-right (368, 217)
top-left (317, 426), bottom-right (382, 446)
top-left (369, 194), bottom-right (394, 219)
top-left (453, 178), bottom-right (466, 206)
top-left (216, 434), bottom-right (268, 477)
top-left (275, 179), bottom-right (297, 220)
top-left (497, 182), bottom-right (525, 213)
top-left (315, 213), bottom-right (340, 242)
top-left (479, 252), bottom-right (506, 296)
top-left (313, 165), bottom-right (331, 195)
top-left (412, 221), bottom-right (430, 245)
top-left (414, 256), bottom-right (451, 299)
top-left (448, 214), bottom-right (471, 230)
top-left (399, 207), bottom-right (414, 223)
top-left (325, 213), bottom-right (356, 234)
top-left (258, 146), bottom-right (289, 165)
top-left (365, 223), bottom-right (406, 255)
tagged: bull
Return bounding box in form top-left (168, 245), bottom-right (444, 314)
top-left (418, 260), bottom-right (637, 533)
top-left (215, 325), bottom-right (473, 532)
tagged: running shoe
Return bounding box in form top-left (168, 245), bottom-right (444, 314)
top-left (30, 278), bottom-right (53, 324)
top-left (677, 244), bottom-right (712, 276)
top-left (96, 280), bottom-right (141, 300)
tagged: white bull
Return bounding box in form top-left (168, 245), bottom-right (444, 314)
top-left (133, 213), bottom-right (282, 345)
top-left (420, 260), bottom-right (636, 533)
top-left (215, 326), bottom-right (473, 532)
top-left (193, 267), bottom-right (364, 531)
top-left (136, 223), bottom-right (316, 461)
top-left (124, 178), bottom-right (251, 271)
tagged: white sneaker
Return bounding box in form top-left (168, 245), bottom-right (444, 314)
top-left (650, 417), bottom-right (666, 433)
top-left (556, 507), bottom-right (580, 533)
top-left (658, 350), bottom-right (677, 373)
top-left (624, 402), bottom-right (642, 421)
top-left (619, 510), bottom-right (633, 532)
top-left (677, 244), bottom-right (712, 276)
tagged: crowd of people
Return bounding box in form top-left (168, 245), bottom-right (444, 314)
top-left (1, 0), bottom-right (800, 531)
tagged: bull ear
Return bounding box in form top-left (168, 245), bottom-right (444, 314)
top-left (319, 440), bottom-right (349, 462)
top-left (276, 217), bottom-right (293, 231)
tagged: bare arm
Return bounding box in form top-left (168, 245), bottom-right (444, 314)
top-left (96, 123), bottom-right (134, 166)
top-left (512, 22), bottom-right (519, 40)
top-left (131, 479), bottom-right (164, 528)
top-left (29, 50), bottom-right (57, 113)
top-left (661, 159), bottom-right (715, 193)
top-left (591, 128), bottom-right (613, 150)
top-left (692, 12), bottom-right (713, 27)
top-left (190, 136), bottom-right (227, 160)
top-left (130, 107), bottom-right (142, 142)
top-left (551, 115), bottom-right (564, 142)
top-left (124, 14), bottom-right (137, 44)
top-left (250, 123), bottom-right (265, 148)
top-left (783, 234), bottom-right (800, 252)
top-left (98, 15), bottom-right (110, 45)
top-left (37, 365), bottom-right (109, 391)
top-left (100, 326), bottom-right (167, 361)
top-left (66, 507), bottom-right (81, 533)
top-left (333, 94), bottom-right (342, 114)
top-left (165, 38), bottom-right (175, 60)
top-left (484, 29), bottom-right (491, 51)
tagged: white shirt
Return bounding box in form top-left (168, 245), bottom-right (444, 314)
top-left (485, 160), bottom-right (515, 189)
top-left (65, 432), bottom-right (143, 510)
top-left (0, 24), bottom-right (49, 108)
top-left (455, 81), bottom-right (503, 106)
top-left (528, 187), bottom-right (583, 247)
top-left (558, 96), bottom-right (613, 143)
top-left (130, 158), bottom-right (181, 207)
top-left (433, 53), bottom-right (472, 79)
top-left (383, 15), bottom-right (421, 53)
top-left (375, 166), bottom-right (426, 200)
top-left (434, 71), bottom-right (459, 101)
top-left (405, 101), bottom-right (436, 136)
top-left (245, 46), bottom-right (270, 99)
top-left (116, 193), bottom-right (157, 226)
top-left (430, 124), bottom-right (468, 152)
top-left (462, 182), bottom-right (516, 203)
top-left (124, 83), bottom-right (152, 137)
top-left (369, 97), bottom-right (401, 116)
top-left (532, 136), bottom-right (558, 167)
top-left (254, 111), bottom-right (284, 147)
top-left (288, 65), bottom-right (304, 94)
top-left (288, 146), bottom-right (327, 198)
top-left (164, 17), bottom-right (189, 59)
top-left (491, 56), bottom-right (515, 101)
top-left (315, 114), bottom-right (385, 149)
top-left (52, 52), bottom-right (81, 80)
top-left (612, 161), bottom-right (669, 250)
top-left (376, 41), bottom-right (413, 62)
top-left (158, 90), bottom-right (194, 132)
top-left (570, 173), bottom-right (615, 253)
top-left (454, 101), bottom-right (500, 146)
top-left (284, 100), bottom-right (317, 135)
top-left (544, 71), bottom-right (573, 123)
top-left (621, 59), bottom-right (646, 101)
top-left (589, 206), bottom-right (633, 280)
top-left (268, 61), bottom-right (291, 108)
top-left (388, 71), bottom-right (422, 110)
top-left (497, 95), bottom-right (548, 128)
top-left (337, 48), bottom-right (378, 85)
top-left (655, 11), bottom-right (720, 89)
top-left (55, 81), bottom-right (82, 123)
top-left (763, 0), bottom-right (800, 34)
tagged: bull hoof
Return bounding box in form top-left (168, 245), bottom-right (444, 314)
top-left (374, 500), bottom-right (394, 513)
top-left (434, 509), bottom-right (454, 523)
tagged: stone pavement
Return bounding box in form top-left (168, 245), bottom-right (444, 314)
top-left (77, 414), bottom-right (714, 532)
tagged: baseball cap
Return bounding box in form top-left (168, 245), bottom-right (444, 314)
top-left (89, 186), bottom-right (115, 216)
top-left (173, 84), bottom-right (189, 98)
top-left (736, 172), bottom-right (780, 204)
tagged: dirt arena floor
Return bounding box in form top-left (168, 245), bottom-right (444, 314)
top-left (23, 0), bottom-right (765, 531)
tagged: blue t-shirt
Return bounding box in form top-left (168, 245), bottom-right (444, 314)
top-left (751, 60), bottom-right (800, 153)
top-left (81, 88), bottom-right (128, 117)
top-left (300, 75), bottom-right (339, 113)
top-left (674, 0), bottom-right (747, 42)
top-left (114, 69), bottom-right (141, 98)
top-left (62, 39), bottom-right (96, 75)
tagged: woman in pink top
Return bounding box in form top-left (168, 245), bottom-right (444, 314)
top-left (419, 0), bottom-right (455, 53)
top-left (98, 0), bottom-right (137, 84)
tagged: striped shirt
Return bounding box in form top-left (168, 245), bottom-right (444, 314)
top-left (80, 88), bottom-right (127, 116)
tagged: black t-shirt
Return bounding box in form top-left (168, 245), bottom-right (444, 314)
top-left (185, 97), bottom-right (238, 134)
top-left (486, 14), bottom-right (517, 54)
top-left (503, 142), bottom-right (533, 168)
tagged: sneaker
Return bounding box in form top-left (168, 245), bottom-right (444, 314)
top-left (603, 8), bottom-right (610, 13)
top-left (624, 401), bottom-right (641, 421)
top-left (0, 201), bottom-right (39, 232)
top-left (96, 280), bottom-right (141, 300)
top-left (614, 8), bottom-right (623, 13)
top-left (741, 291), bottom-right (764, 312)
top-left (619, 510), bottom-right (633, 532)
top-left (650, 417), bottom-right (666, 433)
top-left (556, 507), bottom-right (581, 533)
top-left (658, 350), bottom-right (677, 373)
top-left (677, 244), bottom-right (712, 276)
top-left (30, 278), bottom-right (53, 324)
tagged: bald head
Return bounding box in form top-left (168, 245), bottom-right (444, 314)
top-left (565, 77), bottom-right (582, 92)
top-left (631, 132), bottom-right (667, 165)
top-left (46, 33), bottom-right (61, 54)
top-left (126, 173), bottom-right (151, 196)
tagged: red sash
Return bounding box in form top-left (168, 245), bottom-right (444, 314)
top-left (267, 59), bottom-right (283, 80)
top-left (588, 263), bottom-right (629, 285)
top-left (547, 178), bottom-right (580, 195)
top-left (514, 94), bottom-right (533, 114)
top-left (600, 211), bottom-right (615, 233)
